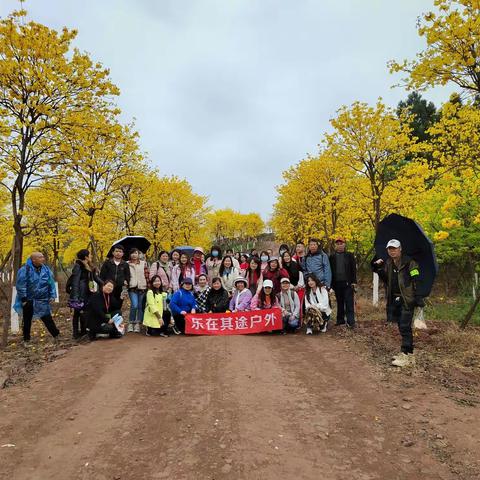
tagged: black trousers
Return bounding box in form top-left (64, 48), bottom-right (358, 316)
top-left (147, 311), bottom-right (172, 335)
top-left (173, 314), bottom-right (186, 333)
top-left (333, 282), bottom-right (355, 326)
top-left (387, 300), bottom-right (414, 354)
top-left (22, 301), bottom-right (59, 342)
top-left (72, 309), bottom-right (87, 338)
top-left (88, 322), bottom-right (120, 340)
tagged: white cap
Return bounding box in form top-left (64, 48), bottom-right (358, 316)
top-left (263, 279), bottom-right (274, 289)
top-left (386, 239), bottom-right (401, 249)
top-left (280, 277), bottom-right (290, 283)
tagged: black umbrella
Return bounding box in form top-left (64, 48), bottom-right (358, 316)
top-left (110, 236), bottom-right (151, 257)
top-left (374, 214), bottom-right (438, 297)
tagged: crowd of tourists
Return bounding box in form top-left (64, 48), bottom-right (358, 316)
top-left (15, 235), bottom-right (422, 367)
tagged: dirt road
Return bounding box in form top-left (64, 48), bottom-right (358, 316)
top-left (1, 332), bottom-right (479, 480)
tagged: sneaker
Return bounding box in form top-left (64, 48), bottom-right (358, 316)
top-left (391, 353), bottom-right (415, 367)
top-left (159, 332), bottom-right (169, 338)
top-left (134, 324), bottom-right (141, 333)
top-left (321, 321), bottom-right (328, 333)
top-left (171, 325), bottom-right (181, 335)
top-left (23, 341), bottom-right (33, 348)
top-left (127, 323), bottom-right (134, 333)
top-left (306, 327), bottom-right (313, 335)
top-left (145, 330), bottom-right (151, 337)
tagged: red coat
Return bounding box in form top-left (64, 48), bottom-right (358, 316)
top-left (262, 267), bottom-right (289, 294)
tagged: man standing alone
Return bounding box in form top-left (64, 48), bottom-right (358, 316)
top-left (15, 252), bottom-right (60, 347)
top-left (329, 237), bottom-right (357, 328)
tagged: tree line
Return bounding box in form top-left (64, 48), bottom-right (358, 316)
top-left (271, 0), bottom-right (480, 289)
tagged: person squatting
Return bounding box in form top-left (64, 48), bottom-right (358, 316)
top-left (15, 237), bottom-right (424, 368)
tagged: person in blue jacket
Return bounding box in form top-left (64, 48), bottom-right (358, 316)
top-left (169, 277), bottom-right (196, 334)
top-left (301, 238), bottom-right (332, 289)
top-left (15, 252), bottom-right (60, 347)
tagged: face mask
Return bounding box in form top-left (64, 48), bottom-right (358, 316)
top-left (211, 251), bottom-right (219, 257)
top-left (261, 256), bottom-right (268, 262)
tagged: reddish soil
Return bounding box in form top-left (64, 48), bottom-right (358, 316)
top-left (1, 328), bottom-right (479, 480)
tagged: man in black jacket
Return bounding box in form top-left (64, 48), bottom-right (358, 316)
top-left (99, 245), bottom-right (130, 305)
top-left (329, 237), bottom-right (357, 328)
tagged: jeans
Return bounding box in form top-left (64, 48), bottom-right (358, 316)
top-left (387, 300), bottom-right (414, 354)
top-left (22, 301), bottom-right (59, 342)
top-left (128, 290), bottom-right (145, 324)
top-left (282, 313), bottom-right (299, 332)
top-left (333, 282), bottom-right (355, 326)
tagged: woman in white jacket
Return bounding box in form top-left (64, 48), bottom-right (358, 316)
top-left (304, 274), bottom-right (331, 335)
top-left (219, 255), bottom-right (239, 296)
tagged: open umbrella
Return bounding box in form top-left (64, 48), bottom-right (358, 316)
top-left (172, 245), bottom-right (195, 257)
top-left (374, 213), bottom-right (438, 297)
top-left (110, 236), bottom-right (151, 257)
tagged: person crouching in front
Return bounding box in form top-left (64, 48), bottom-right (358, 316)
top-left (85, 279), bottom-right (123, 341)
top-left (169, 277), bottom-right (196, 334)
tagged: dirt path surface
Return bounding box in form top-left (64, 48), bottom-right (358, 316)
top-left (1, 333), bottom-right (479, 480)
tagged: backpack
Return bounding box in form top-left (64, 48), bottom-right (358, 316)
top-left (66, 274), bottom-right (74, 295)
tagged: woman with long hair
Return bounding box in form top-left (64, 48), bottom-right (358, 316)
top-left (68, 249), bottom-right (102, 339)
top-left (127, 248), bottom-right (149, 333)
top-left (170, 252), bottom-right (196, 292)
top-left (251, 279), bottom-right (280, 310)
top-left (143, 275), bottom-right (172, 337)
top-left (219, 255), bottom-right (240, 295)
top-left (303, 274), bottom-right (331, 335)
top-left (243, 256), bottom-right (263, 296)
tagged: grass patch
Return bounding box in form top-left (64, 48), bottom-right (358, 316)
top-left (426, 296), bottom-right (480, 326)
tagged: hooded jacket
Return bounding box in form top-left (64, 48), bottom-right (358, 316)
top-left (15, 258), bottom-right (56, 318)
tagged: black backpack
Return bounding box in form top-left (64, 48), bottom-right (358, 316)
top-left (66, 274), bottom-right (74, 295)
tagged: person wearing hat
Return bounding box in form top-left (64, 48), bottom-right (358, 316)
top-left (251, 279), bottom-right (280, 310)
top-left (229, 277), bottom-right (253, 312)
top-left (262, 257), bottom-right (289, 295)
top-left (329, 237), bottom-right (357, 328)
top-left (372, 239), bottom-right (423, 367)
top-left (277, 278), bottom-right (301, 334)
top-left (169, 277), bottom-right (196, 334)
top-left (191, 247), bottom-right (207, 280)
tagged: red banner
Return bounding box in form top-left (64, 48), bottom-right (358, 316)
top-left (185, 308), bottom-right (283, 335)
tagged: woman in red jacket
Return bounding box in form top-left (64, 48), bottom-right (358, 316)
top-left (262, 257), bottom-right (289, 295)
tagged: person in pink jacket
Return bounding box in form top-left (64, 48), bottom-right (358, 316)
top-left (229, 277), bottom-right (253, 312)
top-left (251, 279), bottom-right (280, 310)
top-left (170, 253), bottom-right (196, 292)
top-left (149, 250), bottom-right (171, 292)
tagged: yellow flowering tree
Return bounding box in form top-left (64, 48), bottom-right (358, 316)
top-left (389, 0), bottom-right (480, 96)
top-left (0, 10), bottom-right (120, 273)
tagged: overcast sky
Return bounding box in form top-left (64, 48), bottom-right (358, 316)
top-left (1, 0), bottom-right (451, 219)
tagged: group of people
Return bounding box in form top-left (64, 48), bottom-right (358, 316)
top-left (14, 235), bottom-right (423, 367)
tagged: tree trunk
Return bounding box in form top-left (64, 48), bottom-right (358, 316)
top-left (12, 214), bottom-right (24, 279)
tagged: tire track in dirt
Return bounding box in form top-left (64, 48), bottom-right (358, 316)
top-left (1, 333), bottom-right (479, 480)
